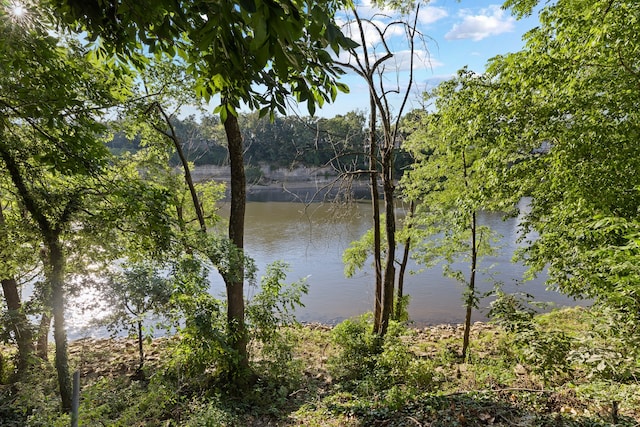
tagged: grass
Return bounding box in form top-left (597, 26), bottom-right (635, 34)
top-left (1, 307), bottom-right (639, 426)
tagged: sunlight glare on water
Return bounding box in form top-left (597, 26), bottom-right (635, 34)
top-left (64, 198), bottom-right (583, 338)
top-left (66, 277), bottom-right (112, 339)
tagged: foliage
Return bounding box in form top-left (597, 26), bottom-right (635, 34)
top-left (402, 71), bottom-right (503, 277)
top-left (48, 0), bottom-right (359, 384)
top-left (481, 0), bottom-right (640, 317)
top-left (163, 260), bottom-right (308, 392)
top-left (107, 109), bottom-right (370, 171)
top-left (567, 307), bottom-right (640, 382)
top-left (487, 288), bottom-right (538, 332)
top-left (1, 308), bottom-right (640, 425)
top-left (394, 294), bottom-right (411, 323)
top-left (328, 314), bottom-right (382, 383)
top-left (328, 314), bottom-right (426, 396)
top-left (97, 262), bottom-right (173, 335)
top-left (493, 305), bottom-right (640, 387)
top-left (401, 70), bottom-right (504, 358)
top-left (517, 328), bottom-right (575, 385)
top-left (164, 254), bottom-right (229, 386)
top-left (241, 110), bottom-right (367, 169)
top-left (0, 2), bottom-right (154, 409)
top-left (49, 0), bottom-right (355, 117)
top-left (343, 225), bottom-right (377, 278)
top-left (247, 261), bottom-right (308, 345)
top-left (246, 261), bottom-right (309, 388)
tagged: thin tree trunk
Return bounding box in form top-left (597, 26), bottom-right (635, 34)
top-left (48, 238), bottom-right (72, 412)
top-left (223, 111), bottom-right (248, 376)
top-left (137, 320), bottom-right (144, 370)
top-left (378, 147), bottom-right (396, 336)
top-left (343, 5), bottom-right (417, 336)
top-left (368, 102), bottom-right (383, 333)
top-left (461, 150), bottom-right (475, 360)
top-left (462, 210), bottom-right (477, 360)
top-left (0, 189), bottom-right (35, 373)
top-left (154, 104), bottom-right (206, 230)
top-left (0, 144), bottom-right (72, 410)
top-left (395, 200), bottom-right (415, 320)
top-left (36, 312), bottom-right (51, 360)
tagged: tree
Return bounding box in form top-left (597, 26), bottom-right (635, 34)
top-left (402, 70), bottom-right (503, 359)
top-left (98, 261), bottom-right (172, 375)
top-left (483, 0), bottom-right (640, 319)
top-left (0, 6), bottom-right (145, 410)
top-left (0, 191), bottom-right (36, 374)
top-left (50, 0), bottom-right (357, 377)
top-left (338, 1), bottom-right (422, 336)
top-left (238, 110), bottom-right (367, 173)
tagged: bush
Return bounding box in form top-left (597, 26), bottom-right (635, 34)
top-left (328, 315), bottom-right (429, 396)
top-left (517, 328), bottom-right (574, 385)
top-left (328, 314), bottom-right (382, 385)
top-left (246, 262), bottom-right (308, 387)
top-left (568, 307), bottom-right (640, 382)
top-left (487, 289), bottom-right (537, 333)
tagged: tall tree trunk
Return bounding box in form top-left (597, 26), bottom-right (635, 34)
top-left (378, 147), bottom-right (396, 336)
top-left (154, 102), bottom-right (248, 378)
top-left (1, 278), bottom-right (34, 373)
top-left (368, 102), bottom-right (383, 333)
top-left (462, 210), bottom-right (477, 360)
top-left (0, 145), bottom-right (72, 410)
top-left (395, 200), bottom-right (415, 320)
top-left (137, 320), bottom-right (144, 370)
top-left (48, 237), bottom-right (72, 412)
top-left (461, 151), bottom-right (475, 360)
top-left (222, 111), bottom-right (248, 376)
top-left (36, 246), bottom-right (52, 361)
top-left (0, 198), bottom-right (35, 373)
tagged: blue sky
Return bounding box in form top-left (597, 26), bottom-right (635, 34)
top-left (309, 0), bottom-right (541, 117)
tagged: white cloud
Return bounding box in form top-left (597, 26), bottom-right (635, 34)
top-left (355, 0), bottom-right (400, 17)
top-left (393, 49), bottom-right (443, 72)
top-left (444, 5), bottom-right (515, 41)
top-left (418, 5), bottom-right (448, 25)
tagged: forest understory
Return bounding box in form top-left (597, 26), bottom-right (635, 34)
top-left (1, 307), bottom-right (638, 426)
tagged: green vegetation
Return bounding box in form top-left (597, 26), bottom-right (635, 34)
top-left (2, 0), bottom-right (640, 423)
top-left (1, 307), bottom-right (639, 426)
top-left (401, 70), bottom-right (505, 359)
top-left (106, 111), bottom-right (373, 172)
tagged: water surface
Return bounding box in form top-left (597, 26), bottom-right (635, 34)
top-left (65, 197), bottom-right (581, 339)
top-left (208, 199), bottom-right (579, 326)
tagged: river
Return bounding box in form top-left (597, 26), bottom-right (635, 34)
top-left (208, 197), bottom-right (579, 326)
top-left (65, 193), bottom-right (581, 338)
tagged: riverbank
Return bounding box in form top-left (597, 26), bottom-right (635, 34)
top-left (192, 163), bottom-right (373, 202)
top-left (2, 307), bottom-right (639, 426)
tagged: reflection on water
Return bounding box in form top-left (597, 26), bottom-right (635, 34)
top-left (63, 196), bottom-right (582, 339)
top-left (66, 285), bottom-right (112, 338)
top-left (210, 199), bottom-right (581, 327)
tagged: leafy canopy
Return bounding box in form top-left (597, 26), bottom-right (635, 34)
top-left (48, 0), bottom-right (358, 118)
top-left (484, 0), bottom-right (640, 312)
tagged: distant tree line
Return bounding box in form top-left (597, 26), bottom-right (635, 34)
top-left (107, 111), bottom-right (415, 175)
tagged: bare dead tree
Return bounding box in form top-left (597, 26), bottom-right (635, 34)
top-left (338, 2), bottom-right (424, 336)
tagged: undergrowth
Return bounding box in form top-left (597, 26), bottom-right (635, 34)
top-left (0, 306), bottom-right (639, 426)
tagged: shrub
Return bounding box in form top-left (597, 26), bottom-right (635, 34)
top-left (328, 315), bottom-right (426, 395)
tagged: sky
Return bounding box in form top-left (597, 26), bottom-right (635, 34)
top-left (308, 0), bottom-right (541, 118)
